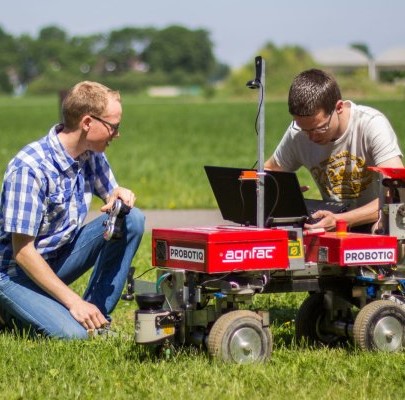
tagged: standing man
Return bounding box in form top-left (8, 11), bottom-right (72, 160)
top-left (264, 69), bottom-right (403, 232)
top-left (0, 81), bottom-right (145, 339)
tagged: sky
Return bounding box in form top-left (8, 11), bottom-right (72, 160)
top-left (1, 0), bottom-right (404, 68)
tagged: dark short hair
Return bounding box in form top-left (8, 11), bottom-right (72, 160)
top-left (288, 69), bottom-right (342, 116)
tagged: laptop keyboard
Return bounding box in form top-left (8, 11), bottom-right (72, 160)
top-left (305, 199), bottom-right (348, 216)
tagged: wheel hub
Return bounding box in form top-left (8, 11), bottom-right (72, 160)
top-left (373, 316), bottom-right (403, 352)
top-left (229, 327), bottom-right (262, 363)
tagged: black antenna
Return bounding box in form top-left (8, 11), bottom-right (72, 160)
top-left (246, 56), bottom-right (262, 89)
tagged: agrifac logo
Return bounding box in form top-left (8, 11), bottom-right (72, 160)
top-left (222, 246), bottom-right (276, 263)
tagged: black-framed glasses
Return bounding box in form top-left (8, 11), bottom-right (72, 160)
top-left (91, 115), bottom-right (120, 135)
top-left (291, 110), bottom-right (335, 134)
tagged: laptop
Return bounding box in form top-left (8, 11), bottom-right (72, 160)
top-left (204, 165), bottom-right (347, 227)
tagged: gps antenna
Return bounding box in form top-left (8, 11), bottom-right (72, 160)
top-left (246, 56), bottom-right (263, 89)
top-left (246, 56), bottom-right (265, 228)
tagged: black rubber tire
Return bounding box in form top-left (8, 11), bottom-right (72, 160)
top-left (207, 310), bottom-right (272, 364)
top-left (353, 300), bottom-right (405, 352)
top-left (295, 293), bottom-right (343, 346)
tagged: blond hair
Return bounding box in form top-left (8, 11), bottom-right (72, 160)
top-left (62, 81), bottom-right (120, 129)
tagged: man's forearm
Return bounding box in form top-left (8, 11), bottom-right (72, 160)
top-left (338, 198), bottom-right (379, 228)
top-left (12, 234), bottom-right (82, 309)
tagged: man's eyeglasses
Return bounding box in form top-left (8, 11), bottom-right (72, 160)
top-left (91, 115), bottom-right (120, 135)
top-left (291, 110), bottom-right (335, 134)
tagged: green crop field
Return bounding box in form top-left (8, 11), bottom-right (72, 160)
top-left (2, 96), bottom-right (405, 209)
top-left (1, 96), bottom-right (405, 399)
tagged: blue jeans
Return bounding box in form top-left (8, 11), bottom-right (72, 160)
top-left (0, 208), bottom-right (145, 339)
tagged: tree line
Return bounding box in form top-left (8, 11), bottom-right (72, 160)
top-left (0, 24), bottom-right (230, 95)
top-left (1, 24), bottom-right (399, 98)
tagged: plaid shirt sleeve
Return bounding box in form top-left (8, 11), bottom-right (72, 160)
top-left (2, 166), bottom-right (46, 237)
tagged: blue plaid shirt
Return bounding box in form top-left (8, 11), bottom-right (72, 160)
top-left (0, 124), bottom-right (117, 277)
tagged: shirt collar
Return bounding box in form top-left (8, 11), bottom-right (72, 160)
top-left (47, 124), bottom-right (90, 172)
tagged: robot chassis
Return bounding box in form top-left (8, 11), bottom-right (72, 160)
top-left (132, 167), bottom-right (405, 363)
top-left (131, 58), bottom-right (405, 362)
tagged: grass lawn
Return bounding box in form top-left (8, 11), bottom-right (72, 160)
top-left (1, 97), bottom-right (405, 399)
top-left (1, 233), bottom-right (405, 399)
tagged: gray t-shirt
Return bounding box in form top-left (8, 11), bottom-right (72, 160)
top-left (273, 101), bottom-right (402, 210)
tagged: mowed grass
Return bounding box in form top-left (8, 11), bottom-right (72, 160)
top-left (1, 96), bottom-right (405, 399)
top-left (1, 235), bottom-right (405, 400)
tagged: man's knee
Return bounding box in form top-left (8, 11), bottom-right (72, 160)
top-left (126, 208), bottom-right (145, 236)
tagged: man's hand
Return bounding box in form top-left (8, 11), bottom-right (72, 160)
top-left (304, 210), bottom-right (338, 231)
top-left (68, 298), bottom-right (108, 330)
top-left (100, 186), bottom-right (135, 212)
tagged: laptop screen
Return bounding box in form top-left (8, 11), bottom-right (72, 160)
top-left (204, 165), bottom-right (309, 227)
